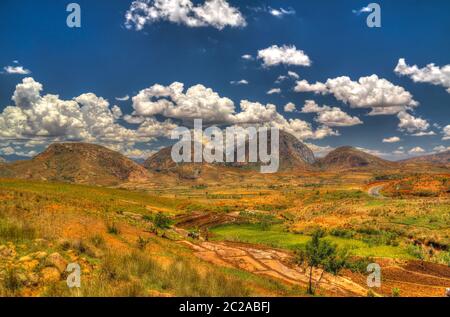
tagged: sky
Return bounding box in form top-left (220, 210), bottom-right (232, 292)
top-left (0, 0), bottom-right (449, 161)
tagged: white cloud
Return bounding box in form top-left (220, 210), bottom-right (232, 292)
top-left (383, 136), bottom-right (401, 143)
top-left (325, 75), bottom-right (417, 110)
top-left (123, 148), bottom-right (157, 159)
top-left (284, 102), bottom-right (296, 112)
top-left (111, 105), bottom-right (123, 120)
top-left (304, 143), bottom-right (334, 157)
top-left (115, 95), bottom-right (130, 101)
top-left (294, 79), bottom-right (328, 94)
top-left (300, 100), bottom-right (362, 127)
top-left (3, 65), bottom-right (31, 75)
top-left (257, 45), bottom-right (311, 67)
top-left (0, 146), bottom-right (15, 156)
top-left (356, 147), bottom-right (388, 158)
top-left (443, 125), bottom-right (450, 140)
top-left (395, 58), bottom-right (450, 93)
top-left (241, 54), bottom-right (253, 60)
top-left (295, 75), bottom-right (417, 115)
top-left (0, 145), bottom-right (38, 157)
top-left (234, 100), bottom-right (338, 140)
top-left (276, 75), bottom-right (287, 83)
top-left (397, 111), bottom-right (429, 133)
top-left (268, 7), bottom-right (296, 18)
top-left (267, 88), bottom-right (281, 95)
top-left (352, 6), bottom-right (372, 15)
top-left (301, 100), bottom-right (324, 113)
top-left (409, 146), bottom-right (426, 154)
top-left (433, 145), bottom-right (450, 153)
top-left (136, 117), bottom-right (178, 138)
top-left (131, 82), bottom-right (236, 123)
top-left (287, 71), bottom-right (299, 79)
top-left (411, 131), bottom-right (435, 136)
top-left (314, 107), bottom-right (363, 127)
top-left (0, 77), bottom-right (145, 145)
top-left (230, 79), bottom-right (249, 85)
top-left (123, 114), bottom-right (146, 124)
top-left (125, 0), bottom-right (246, 31)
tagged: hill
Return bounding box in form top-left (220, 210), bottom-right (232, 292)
top-left (144, 130), bottom-right (316, 177)
top-left (317, 146), bottom-right (396, 170)
top-left (401, 151), bottom-right (450, 167)
top-left (0, 143), bottom-right (150, 185)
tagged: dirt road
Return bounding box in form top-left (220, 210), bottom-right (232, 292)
top-left (368, 184), bottom-right (385, 198)
top-left (179, 239), bottom-right (369, 296)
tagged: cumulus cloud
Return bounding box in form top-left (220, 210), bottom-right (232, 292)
top-left (356, 147), bottom-right (388, 158)
top-left (131, 82), bottom-right (236, 124)
top-left (257, 45), bottom-right (311, 67)
top-left (315, 107), bottom-right (363, 127)
top-left (115, 95), bottom-right (130, 101)
top-left (0, 78), bottom-right (153, 148)
top-left (267, 88), bottom-right (281, 95)
top-left (443, 125), bottom-right (450, 140)
top-left (433, 145), bottom-right (450, 153)
top-left (125, 0), bottom-right (246, 31)
top-left (301, 100), bottom-right (323, 113)
top-left (284, 102), bottom-right (296, 112)
top-left (409, 146), bottom-right (425, 154)
top-left (304, 143), bottom-right (334, 157)
top-left (300, 100), bottom-right (362, 127)
top-left (397, 111), bottom-right (430, 133)
top-left (230, 79), bottom-right (249, 85)
top-left (411, 131), bottom-right (435, 137)
top-left (383, 136), bottom-right (401, 143)
top-left (294, 80), bottom-right (327, 94)
top-left (3, 65), bottom-right (31, 75)
top-left (395, 58), bottom-right (450, 93)
top-left (234, 100), bottom-right (338, 140)
top-left (131, 82), bottom-right (339, 140)
top-left (295, 75), bottom-right (418, 115)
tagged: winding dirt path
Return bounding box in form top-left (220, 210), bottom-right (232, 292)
top-left (368, 184), bottom-right (385, 198)
top-left (179, 239), bottom-right (369, 296)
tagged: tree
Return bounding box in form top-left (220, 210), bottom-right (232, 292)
top-left (295, 229), bottom-right (349, 295)
top-left (153, 212), bottom-right (171, 229)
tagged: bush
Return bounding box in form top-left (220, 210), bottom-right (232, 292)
top-left (153, 213), bottom-right (172, 229)
top-left (391, 287), bottom-right (401, 297)
top-left (107, 222), bottom-right (120, 235)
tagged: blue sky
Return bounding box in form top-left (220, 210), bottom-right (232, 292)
top-left (0, 0), bottom-right (449, 161)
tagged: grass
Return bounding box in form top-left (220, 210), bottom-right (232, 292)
top-left (211, 224), bottom-right (412, 259)
top-left (45, 250), bottom-right (253, 297)
top-left (0, 218), bottom-right (36, 243)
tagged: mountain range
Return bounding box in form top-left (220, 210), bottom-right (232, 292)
top-left (0, 131), bottom-right (448, 185)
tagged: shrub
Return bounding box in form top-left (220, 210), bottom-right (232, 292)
top-left (391, 287), bottom-right (401, 297)
top-left (153, 213), bottom-right (171, 229)
top-left (106, 222), bottom-right (120, 235)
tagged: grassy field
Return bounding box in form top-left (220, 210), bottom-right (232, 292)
top-left (0, 173), bottom-right (448, 297)
top-left (210, 224), bottom-right (413, 259)
top-left (0, 178), bottom-right (301, 297)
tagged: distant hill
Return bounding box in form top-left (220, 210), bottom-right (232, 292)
top-left (0, 157), bottom-right (5, 164)
top-left (401, 150), bottom-right (450, 167)
top-left (0, 143), bottom-right (150, 185)
top-left (317, 146), bottom-right (396, 170)
top-left (144, 130), bottom-right (316, 177)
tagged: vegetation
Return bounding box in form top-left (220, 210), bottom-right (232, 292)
top-left (295, 230), bottom-right (348, 294)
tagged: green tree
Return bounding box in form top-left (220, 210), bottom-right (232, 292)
top-left (295, 229), bottom-right (349, 295)
top-left (153, 213), bottom-right (171, 229)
